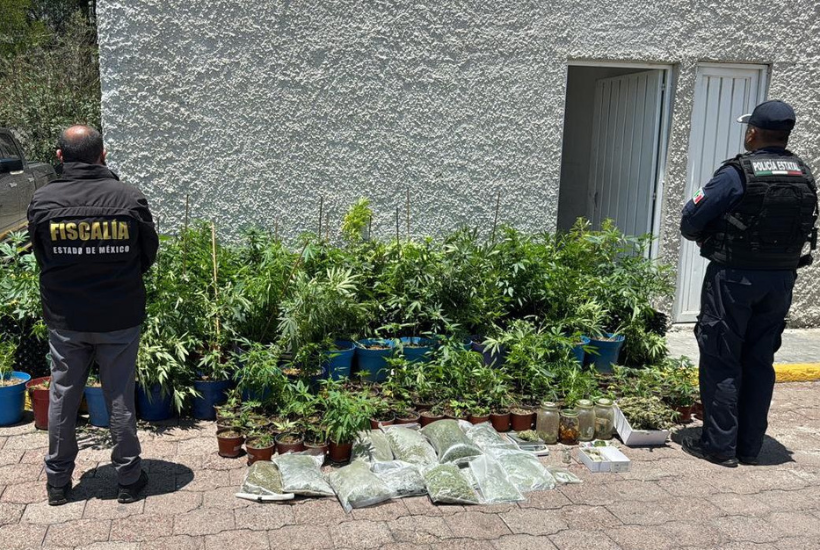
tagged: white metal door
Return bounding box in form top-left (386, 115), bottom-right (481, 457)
top-left (587, 70), bottom-right (665, 237)
top-left (674, 64), bottom-right (768, 322)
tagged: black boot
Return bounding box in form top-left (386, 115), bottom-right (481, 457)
top-left (46, 481), bottom-right (72, 506)
top-left (682, 437), bottom-right (739, 468)
top-left (117, 470), bottom-right (148, 504)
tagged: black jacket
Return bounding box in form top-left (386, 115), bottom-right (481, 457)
top-left (27, 163), bottom-right (159, 332)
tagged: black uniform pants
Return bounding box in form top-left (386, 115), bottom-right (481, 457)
top-left (695, 262), bottom-right (796, 459)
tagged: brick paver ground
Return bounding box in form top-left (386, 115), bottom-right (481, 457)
top-left (2, 382), bottom-right (819, 550)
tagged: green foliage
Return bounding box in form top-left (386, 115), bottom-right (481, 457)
top-left (0, 7), bottom-right (100, 163)
top-left (0, 339), bottom-right (16, 378)
top-left (0, 232), bottom-right (47, 341)
top-left (322, 380), bottom-right (371, 444)
top-left (340, 198), bottom-right (372, 243)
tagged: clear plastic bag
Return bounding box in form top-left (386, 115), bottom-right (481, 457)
top-left (489, 448), bottom-right (556, 492)
top-left (423, 463), bottom-right (480, 505)
top-left (240, 461), bottom-right (287, 496)
top-left (327, 460), bottom-right (393, 513)
top-left (273, 452), bottom-right (334, 496)
top-left (465, 422), bottom-right (518, 452)
top-left (384, 426), bottom-right (438, 467)
top-left (421, 419), bottom-right (482, 464)
top-left (352, 430), bottom-right (394, 464)
top-left (468, 455), bottom-right (525, 504)
top-left (548, 467), bottom-right (583, 484)
top-left (371, 460), bottom-right (427, 498)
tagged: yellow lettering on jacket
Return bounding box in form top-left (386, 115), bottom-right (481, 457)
top-left (90, 222), bottom-right (103, 240)
top-left (65, 223), bottom-right (78, 240)
top-left (78, 222), bottom-right (90, 241)
top-left (118, 221), bottom-right (129, 240)
top-left (50, 223), bottom-right (60, 241)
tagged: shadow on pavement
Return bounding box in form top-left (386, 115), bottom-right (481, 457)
top-left (672, 426), bottom-right (794, 465)
top-left (72, 458), bottom-right (194, 502)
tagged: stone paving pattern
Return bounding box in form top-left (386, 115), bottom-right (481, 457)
top-left (1, 382), bottom-right (819, 550)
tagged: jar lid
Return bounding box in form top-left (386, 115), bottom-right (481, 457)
top-left (561, 408), bottom-right (578, 416)
top-left (595, 398), bottom-right (613, 406)
top-left (577, 399), bottom-right (593, 408)
top-left (541, 401), bottom-right (558, 409)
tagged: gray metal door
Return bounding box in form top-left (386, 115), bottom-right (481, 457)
top-left (587, 70), bottom-right (665, 237)
top-left (674, 64), bottom-right (768, 323)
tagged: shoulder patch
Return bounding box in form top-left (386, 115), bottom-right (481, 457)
top-left (693, 187), bottom-right (706, 205)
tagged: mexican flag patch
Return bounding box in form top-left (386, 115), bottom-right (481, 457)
top-left (693, 187), bottom-right (706, 205)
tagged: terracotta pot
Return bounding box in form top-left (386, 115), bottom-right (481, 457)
top-left (510, 409), bottom-right (535, 432)
top-left (245, 442), bottom-right (275, 465)
top-left (305, 440), bottom-right (329, 462)
top-left (490, 412), bottom-right (511, 432)
top-left (419, 411), bottom-right (444, 427)
top-left (675, 405), bottom-right (693, 424)
top-left (26, 377), bottom-right (51, 430)
top-left (328, 441), bottom-right (353, 463)
top-left (275, 433), bottom-right (305, 455)
top-left (469, 414), bottom-right (490, 425)
top-left (412, 401), bottom-right (434, 413)
top-left (216, 429), bottom-right (245, 458)
top-left (370, 416), bottom-right (395, 429)
top-left (395, 412), bottom-right (421, 425)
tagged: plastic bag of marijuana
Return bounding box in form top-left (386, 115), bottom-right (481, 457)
top-left (352, 430), bottom-right (394, 464)
top-left (240, 461), bottom-right (287, 496)
top-left (548, 467), bottom-right (583, 485)
top-left (423, 463), bottom-right (480, 505)
top-left (421, 419), bottom-right (482, 464)
top-left (488, 448), bottom-right (556, 492)
top-left (384, 426), bottom-right (438, 467)
top-left (273, 452), bottom-right (334, 497)
top-left (468, 454), bottom-right (525, 504)
top-left (465, 422), bottom-right (518, 452)
top-left (327, 460), bottom-right (393, 513)
top-left (371, 460), bottom-right (427, 498)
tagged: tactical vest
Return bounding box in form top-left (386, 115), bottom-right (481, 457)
top-left (701, 150), bottom-right (818, 270)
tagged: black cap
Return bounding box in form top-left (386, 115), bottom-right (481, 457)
top-left (737, 100), bottom-right (796, 131)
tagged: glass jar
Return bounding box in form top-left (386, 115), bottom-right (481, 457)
top-left (577, 399), bottom-right (595, 441)
top-left (594, 398), bottom-right (615, 440)
top-left (535, 402), bottom-right (560, 444)
top-left (559, 409), bottom-right (579, 445)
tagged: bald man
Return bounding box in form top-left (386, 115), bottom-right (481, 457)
top-left (27, 126), bottom-right (158, 505)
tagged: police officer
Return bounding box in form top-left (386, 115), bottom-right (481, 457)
top-left (680, 100), bottom-right (818, 467)
top-left (27, 125), bottom-right (159, 504)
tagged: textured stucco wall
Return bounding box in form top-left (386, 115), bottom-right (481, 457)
top-left (96, 0), bottom-right (820, 326)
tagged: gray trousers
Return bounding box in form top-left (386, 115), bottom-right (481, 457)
top-left (46, 326), bottom-right (142, 487)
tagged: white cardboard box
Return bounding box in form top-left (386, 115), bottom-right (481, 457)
top-left (578, 443), bottom-right (632, 473)
top-left (613, 404), bottom-right (670, 447)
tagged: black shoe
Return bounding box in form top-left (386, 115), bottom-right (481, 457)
top-left (682, 437), bottom-right (739, 468)
top-left (47, 481), bottom-right (72, 506)
top-left (738, 455), bottom-right (759, 465)
top-left (117, 470), bottom-right (148, 504)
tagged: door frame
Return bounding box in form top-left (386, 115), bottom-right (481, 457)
top-left (565, 60), bottom-right (676, 258)
top-left (672, 62), bottom-right (770, 323)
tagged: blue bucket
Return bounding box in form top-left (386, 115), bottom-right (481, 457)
top-left (399, 337), bottom-right (435, 363)
top-left (137, 383), bottom-right (174, 421)
top-left (471, 338), bottom-right (506, 368)
top-left (572, 336), bottom-right (591, 365)
top-left (0, 371), bottom-right (31, 426)
top-left (326, 341), bottom-right (356, 380)
top-left (588, 334), bottom-right (626, 373)
top-left (355, 339), bottom-right (394, 382)
top-left (192, 379), bottom-right (233, 420)
top-left (84, 386), bottom-right (110, 427)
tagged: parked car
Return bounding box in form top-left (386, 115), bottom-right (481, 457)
top-left (0, 129), bottom-right (57, 238)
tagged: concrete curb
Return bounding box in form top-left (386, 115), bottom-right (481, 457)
top-left (775, 363), bottom-right (820, 382)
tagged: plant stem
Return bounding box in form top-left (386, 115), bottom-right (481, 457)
top-left (211, 221), bottom-right (221, 341)
top-left (406, 188), bottom-right (410, 242)
top-left (491, 191), bottom-right (501, 244)
top-left (318, 196), bottom-right (324, 237)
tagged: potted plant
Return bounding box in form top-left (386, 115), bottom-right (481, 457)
top-left (322, 383), bottom-right (371, 463)
top-left (660, 357), bottom-right (699, 423)
top-left (393, 401), bottom-right (420, 424)
top-left (398, 336), bottom-right (436, 363)
top-left (304, 425), bottom-right (329, 459)
top-left (216, 427), bottom-right (245, 458)
top-left (369, 398), bottom-right (395, 429)
top-left (273, 419), bottom-right (305, 454)
top-left (469, 404), bottom-right (490, 424)
top-left (192, 349), bottom-right (236, 420)
top-left (83, 373), bottom-right (109, 428)
top-left (354, 338), bottom-right (394, 382)
top-left (587, 332), bottom-right (626, 373)
top-left (442, 399), bottom-right (470, 421)
top-left (26, 376), bottom-right (50, 430)
top-left (420, 403), bottom-right (445, 427)
top-left (245, 431), bottom-right (275, 465)
top-left (0, 340), bottom-right (30, 427)
top-left (510, 402), bottom-right (536, 432)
